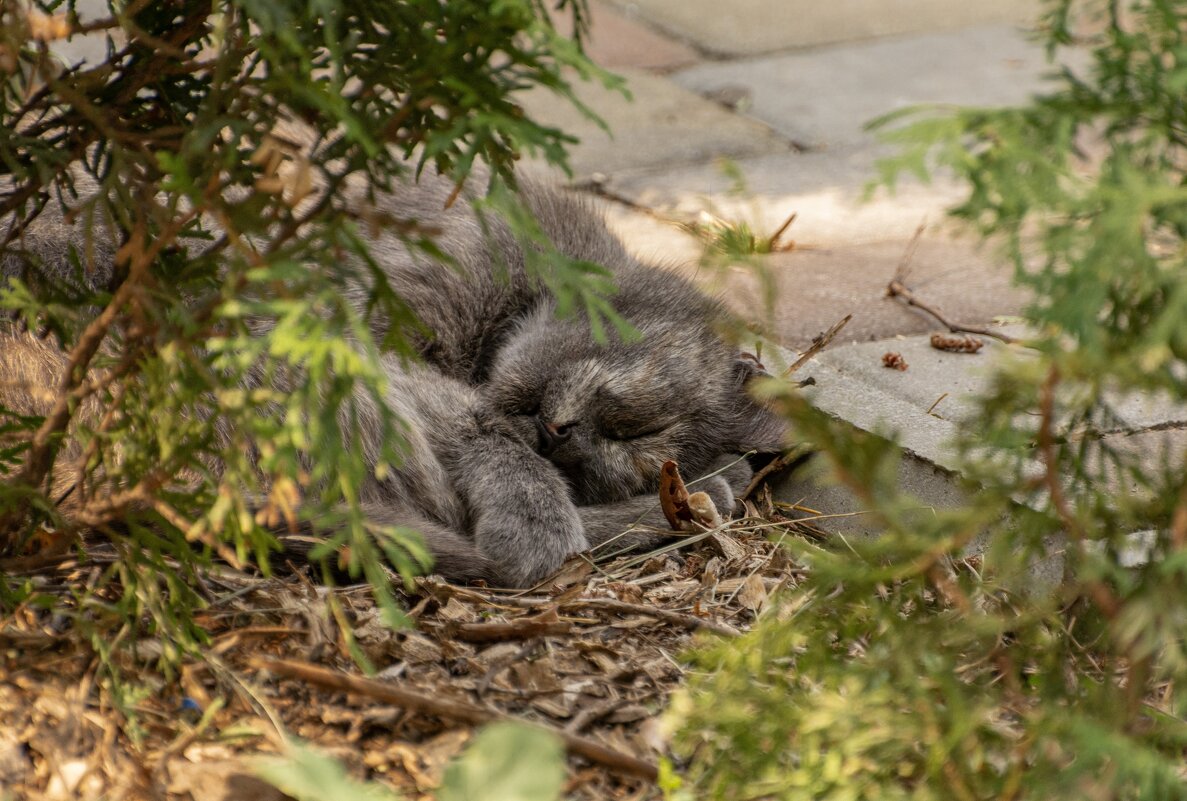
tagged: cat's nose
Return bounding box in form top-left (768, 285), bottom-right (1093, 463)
top-left (535, 417), bottom-right (574, 455)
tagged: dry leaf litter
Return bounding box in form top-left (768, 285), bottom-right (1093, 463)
top-left (1, 472), bottom-right (815, 800)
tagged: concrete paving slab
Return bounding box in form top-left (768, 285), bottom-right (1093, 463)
top-left (517, 68), bottom-right (790, 180)
top-left (615, 0), bottom-right (1041, 56)
top-left (599, 203), bottom-right (705, 266)
top-left (605, 149), bottom-right (970, 248)
top-left (802, 333), bottom-right (1015, 427)
top-left (592, 210), bottom-right (1027, 367)
top-left (584, 171), bottom-right (1027, 350)
top-left (772, 333), bottom-right (1187, 579)
top-left (549, 0), bottom-right (700, 72)
top-left (774, 333), bottom-right (1187, 533)
top-left (789, 335), bottom-right (1003, 473)
top-left (709, 237), bottom-right (1026, 349)
top-left (671, 24), bottom-right (1062, 150)
top-left (796, 334), bottom-right (1187, 432)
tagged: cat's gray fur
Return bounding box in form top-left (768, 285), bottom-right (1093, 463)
top-left (0, 170), bottom-right (785, 587)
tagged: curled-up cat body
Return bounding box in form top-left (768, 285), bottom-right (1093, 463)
top-left (0, 170), bottom-right (786, 587)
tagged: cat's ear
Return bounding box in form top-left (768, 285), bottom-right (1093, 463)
top-left (728, 353), bottom-right (788, 453)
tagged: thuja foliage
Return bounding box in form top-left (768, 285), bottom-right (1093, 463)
top-left (0, 0), bottom-right (615, 663)
top-left (670, 2), bottom-right (1187, 798)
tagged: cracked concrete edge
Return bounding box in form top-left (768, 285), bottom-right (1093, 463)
top-left (764, 345), bottom-right (1068, 587)
top-left (794, 358), bottom-right (966, 474)
top-left (765, 342), bottom-right (972, 522)
top-left (766, 342), bottom-right (1164, 577)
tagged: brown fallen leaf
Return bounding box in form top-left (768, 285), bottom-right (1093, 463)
top-left (607, 581), bottom-right (645, 604)
top-left (736, 574), bottom-right (769, 612)
top-left (437, 597), bottom-right (476, 623)
top-left (882, 352), bottom-right (908, 371)
top-left (167, 760), bottom-right (287, 801)
top-left (26, 11), bottom-right (71, 42)
top-left (390, 729), bottom-right (471, 792)
top-left (542, 557), bottom-right (594, 595)
top-left (659, 460), bottom-right (693, 530)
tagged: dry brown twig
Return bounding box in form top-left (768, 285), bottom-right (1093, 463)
top-left (767, 211), bottom-right (798, 253)
top-left (783, 314), bottom-right (852, 376)
top-left (740, 447), bottom-right (813, 501)
top-left (567, 177), bottom-right (671, 223)
top-left (252, 657), bottom-right (661, 782)
top-left (886, 224), bottom-right (1016, 344)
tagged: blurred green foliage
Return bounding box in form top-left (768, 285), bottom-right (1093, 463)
top-left (670, 1), bottom-right (1187, 798)
top-left (255, 723), bottom-right (564, 801)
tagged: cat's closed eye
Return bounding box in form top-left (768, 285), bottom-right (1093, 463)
top-left (495, 391), bottom-right (540, 417)
top-left (599, 417), bottom-right (669, 441)
top-left (604, 426), bottom-right (666, 441)
top-left (514, 402), bottom-right (541, 417)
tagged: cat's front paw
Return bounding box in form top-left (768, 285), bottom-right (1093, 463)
top-left (474, 499), bottom-right (587, 588)
top-left (698, 476), bottom-right (737, 521)
top-left (694, 456), bottom-right (753, 519)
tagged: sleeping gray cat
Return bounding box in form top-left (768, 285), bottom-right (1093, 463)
top-left (0, 169), bottom-right (785, 587)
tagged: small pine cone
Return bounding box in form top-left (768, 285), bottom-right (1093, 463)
top-left (929, 333), bottom-right (984, 353)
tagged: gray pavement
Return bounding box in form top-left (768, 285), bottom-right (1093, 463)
top-left (671, 24), bottom-right (1060, 151)
top-left (516, 16), bottom-right (1069, 352)
top-left (774, 333), bottom-right (1187, 577)
top-left (518, 68), bottom-right (791, 179)
top-left (609, 0), bottom-right (1040, 57)
top-left (723, 238), bottom-right (1030, 348)
top-left (511, 5), bottom-right (1057, 357)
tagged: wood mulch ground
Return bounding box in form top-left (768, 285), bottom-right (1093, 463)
top-left (0, 484), bottom-right (817, 801)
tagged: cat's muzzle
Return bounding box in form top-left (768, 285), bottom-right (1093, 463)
top-left (535, 416), bottom-right (574, 456)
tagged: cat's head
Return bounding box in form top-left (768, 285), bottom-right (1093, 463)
top-left (484, 270), bottom-right (786, 504)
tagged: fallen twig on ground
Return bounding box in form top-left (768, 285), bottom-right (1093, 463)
top-left (9, 505), bottom-right (802, 799)
top-left (252, 657), bottom-right (661, 781)
top-left (740, 446), bottom-right (815, 501)
top-left (567, 177), bottom-right (672, 222)
top-left (784, 314), bottom-right (853, 376)
top-left (448, 609), bottom-right (572, 642)
top-left (886, 224), bottom-right (1016, 344)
